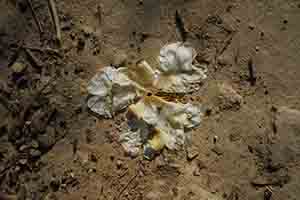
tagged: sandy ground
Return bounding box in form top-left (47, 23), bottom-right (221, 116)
top-left (0, 0), bottom-right (300, 199)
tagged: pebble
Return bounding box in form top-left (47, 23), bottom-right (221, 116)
top-left (30, 149), bottom-right (42, 158)
top-left (81, 26), bottom-right (93, 37)
top-left (116, 159), bottom-right (123, 169)
top-left (248, 23), bottom-right (255, 30)
top-left (19, 144), bottom-right (29, 152)
top-left (217, 54), bottom-right (232, 65)
top-left (19, 159), bottom-right (28, 165)
top-left (11, 62), bottom-right (26, 73)
top-left (88, 167), bottom-right (97, 174)
top-left (31, 140), bottom-right (39, 149)
top-left (211, 146), bottom-right (223, 156)
top-left (186, 148), bottom-right (199, 161)
top-left (213, 135), bottom-right (218, 144)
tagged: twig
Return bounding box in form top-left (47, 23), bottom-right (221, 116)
top-left (114, 173), bottom-right (138, 200)
top-left (23, 46), bottom-right (61, 56)
top-left (247, 58), bottom-right (256, 86)
top-left (175, 10), bottom-right (188, 42)
top-left (218, 32), bottom-right (236, 56)
top-left (26, 0), bottom-right (43, 34)
top-left (24, 48), bottom-right (42, 69)
top-left (48, 0), bottom-right (62, 45)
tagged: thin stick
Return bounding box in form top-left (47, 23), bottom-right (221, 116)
top-left (248, 58), bottom-right (256, 86)
top-left (114, 173), bottom-right (138, 200)
top-left (24, 48), bottom-right (42, 69)
top-left (26, 0), bottom-right (43, 34)
top-left (24, 46), bottom-right (60, 55)
top-left (8, 41), bottom-right (23, 67)
top-left (48, 0), bottom-right (62, 45)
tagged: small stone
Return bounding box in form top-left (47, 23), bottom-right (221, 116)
top-left (19, 159), bottom-right (28, 165)
top-left (213, 135), bottom-right (218, 144)
top-left (211, 146), bottom-right (223, 156)
top-left (193, 169), bottom-right (201, 176)
top-left (217, 54), bottom-right (232, 65)
top-left (116, 159), bottom-right (123, 169)
top-left (81, 26), bottom-right (93, 37)
top-left (19, 144), bottom-right (29, 152)
top-left (248, 23), bottom-right (255, 30)
top-left (187, 148), bottom-right (199, 161)
top-left (112, 52), bottom-right (128, 68)
top-left (15, 166), bottom-right (21, 172)
top-left (255, 46), bottom-right (260, 52)
top-left (31, 140), bottom-right (39, 149)
top-left (88, 167), bottom-right (97, 174)
top-left (30, 149), bottom-right (42, 158)
top-left (283, 19), bottom-right (288, 24)
top-left (44, 193), bottom-right (58, 200)
top-left (61, 21), bottom-right (73, 31)
top-left (11, 62), bottom-right (26, 73)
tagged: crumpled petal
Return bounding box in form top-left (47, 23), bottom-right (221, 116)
top-left (125, 96), bottom-right (203, 156)
top-left (87, 67), bottom-right (140, 118)
top-left (87, 42), bottom-right (207, 158)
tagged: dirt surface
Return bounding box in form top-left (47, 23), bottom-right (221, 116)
top-left (1, 0), bottom-right (300, 199)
